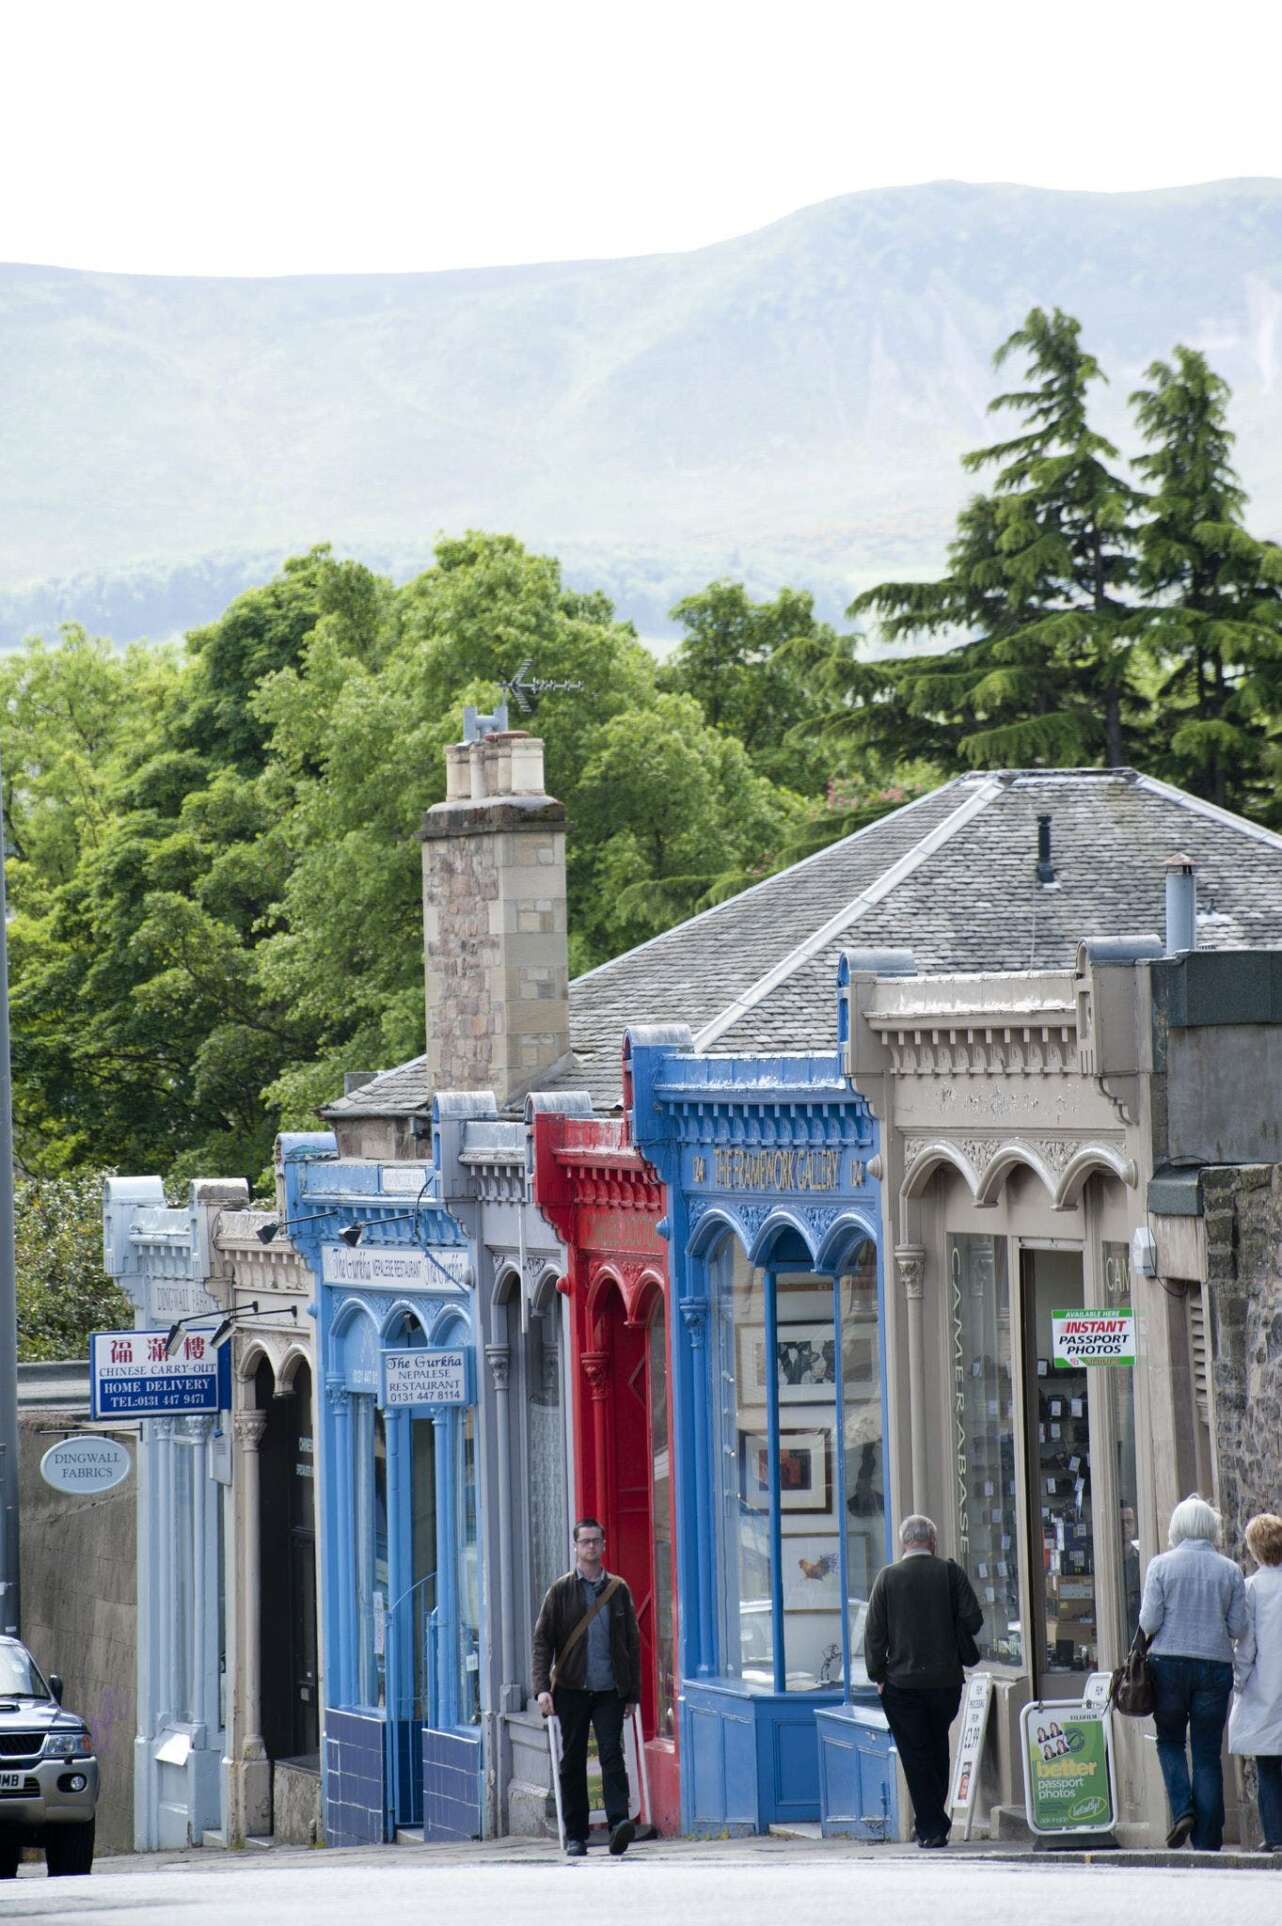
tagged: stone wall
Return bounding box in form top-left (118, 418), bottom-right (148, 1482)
top-left (1203, 1163), bottom-right (1282, 1557)
top-left (19, 1410), bottom-right (137, 1854)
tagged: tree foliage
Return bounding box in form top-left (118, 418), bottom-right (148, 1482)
top-left (16, 1169), bottom-right (132, 1361)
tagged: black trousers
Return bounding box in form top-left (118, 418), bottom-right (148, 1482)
top-left (554, 1686), bottom-right (630, 1841)
top-left (880, 1682), bottom-right (961, 1842)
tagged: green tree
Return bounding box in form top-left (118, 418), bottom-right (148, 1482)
top-left (659, 582), bottom-right (856, 792)
top-left (16, 1170), bottom-right (132, 1361)
top-left (850, 308), bottom-right (1146, 770)
top-left (1130, 347), bottom-right (1282, 815)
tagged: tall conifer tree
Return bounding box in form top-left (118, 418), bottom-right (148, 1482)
top-left (1130, 347), bottom-right (1282, 815)
top-left (849, 308), bottom-right (1145, 768)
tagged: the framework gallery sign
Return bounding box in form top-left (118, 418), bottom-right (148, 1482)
top-left (90, 1329), bottom-right (231, 1418)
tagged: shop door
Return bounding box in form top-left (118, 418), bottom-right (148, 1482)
top-left (595, 1288), bottom-right (656, 1734)
top-left (1020, 1249), bottom-right (1098, 1693)
top-left (287, 1365), bottom-right (320, 1761)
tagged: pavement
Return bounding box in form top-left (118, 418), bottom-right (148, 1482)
top-left (4, 1832), bottom-right (1278, 1924)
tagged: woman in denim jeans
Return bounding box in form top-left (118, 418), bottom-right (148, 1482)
top-left (1229, 1513), bottom-right (1282, 1851)
top-left (1140, 1495), bottom-right (1249, 1850)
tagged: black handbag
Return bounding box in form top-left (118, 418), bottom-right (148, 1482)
top-left (1108, 1628), bottom-right (1154, 1717)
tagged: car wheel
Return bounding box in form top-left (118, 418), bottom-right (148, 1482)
top-left (45, 1819), bottom-right (94, 1876)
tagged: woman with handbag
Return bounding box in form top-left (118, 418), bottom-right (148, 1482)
top-left (1228, 1513), bottom-right (1282, 1852)
top-left (1139, 1494), bottom-right (1249, 1851)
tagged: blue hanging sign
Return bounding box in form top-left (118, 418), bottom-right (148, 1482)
top-left (89, 1328), bottom-right (231, 1419)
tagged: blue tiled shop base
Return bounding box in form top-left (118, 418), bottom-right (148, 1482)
top-left (325, 1707), bottom-right (387, 1846)
top-left (816, 1701), bottom-right (897, 1839)
top-left (682, 1681), bottom-right (841, 1833)
top-left (422, 1726), bottom-right (482, 1842)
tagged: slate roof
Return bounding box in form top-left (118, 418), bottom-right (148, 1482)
top-left (323, 767), bottom-right (1282, 1120)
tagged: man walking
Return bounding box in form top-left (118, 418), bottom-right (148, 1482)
top-left (865, 1513), bottom-right (983, 1848)
top-left (534, 1518), bottom-right (642, 1857)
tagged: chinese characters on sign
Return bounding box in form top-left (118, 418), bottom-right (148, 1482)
top-left (90, 1329), bottom-right (229, 1418)
top-left (382, 1348), bottom-right (469, 1409)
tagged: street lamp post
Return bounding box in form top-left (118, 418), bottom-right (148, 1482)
top-left (0, 748), bottom-right (20, 1634)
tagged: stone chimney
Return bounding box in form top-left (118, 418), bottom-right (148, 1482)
top-left (420, 730), bottom-right (570, 1108)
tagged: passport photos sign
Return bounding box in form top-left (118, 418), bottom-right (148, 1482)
top-left (1021, 1700), bottom-right (1116, 1834)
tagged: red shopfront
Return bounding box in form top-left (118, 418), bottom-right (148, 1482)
top-left (531, 1113), bottom-right (679, 1834)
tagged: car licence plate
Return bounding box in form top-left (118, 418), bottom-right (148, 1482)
top-left (0, 1771), bottom-right (23, 1791)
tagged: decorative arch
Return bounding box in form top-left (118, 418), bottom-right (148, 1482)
top-left (277, 1343), bottom-right (313, 1392)
top-left (426, 1302), bottom-right (471, 1346)
top-left (528, 1265), bottom-right (562, 1315)
top-left (236, 1337), bottom-right (276, 1386)
top-left (378, 1296), bottom-right (431, 1343)
top-left (686, 1202), bottom-right (761, 1262)
top-left (900, 1140), bottom-right (981, 1203)
top-left (973, 1142), bottom-right (1060, 1209)
top-left (815, 1207), bottom-right (881, 1274)
top-left (1053, 1144), bottom-right (1137, 1211)
top-left (491, 1263), bottom-right (522, 1309)
top-left (747, 1207), bottom-right (820, 1271)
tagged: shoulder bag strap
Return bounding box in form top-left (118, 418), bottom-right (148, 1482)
top-left (550, 1575), bottom-right (623, 1690)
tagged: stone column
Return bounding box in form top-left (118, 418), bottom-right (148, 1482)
top-left (895, 1247), bottom-right (927, 1512)
top-left (581, 1352), bottom-right (610, 1528)
top-left (188, 1418), bottom-right (212, 1738)
top-left (234, 1410), bottom-right (270, 1835)
top-left (486, 1346), bottom-right (519, 1709)
top-left (327, 1381), bottom-right (353, 1708)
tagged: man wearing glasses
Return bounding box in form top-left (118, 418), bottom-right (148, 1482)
top-left (534, 1518), bottom-right (642, 1856)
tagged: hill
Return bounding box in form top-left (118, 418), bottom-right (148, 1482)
top-left (4, 178), bottom-right (1282, 643)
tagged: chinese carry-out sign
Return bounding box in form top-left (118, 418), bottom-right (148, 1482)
top-left (1020, 1700), bottom-right (1117, 1834)
top-left (90, 1329), bottom-right (230, 1418)
top-left (1052, 1309), bottom-right (1135, 1368)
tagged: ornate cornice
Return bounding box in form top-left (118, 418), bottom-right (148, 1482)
top-left (894, 1245), bottom-right (926, 1301)
top-left (871, 1007), bottom-right (1077, 1079)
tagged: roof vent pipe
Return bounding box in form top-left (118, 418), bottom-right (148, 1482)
top-left (1164, 852), bottom-right (1198, 954)
top-left (1036, 814), bottom-right (1055, 886)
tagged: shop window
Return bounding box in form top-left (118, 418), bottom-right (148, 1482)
top-left (713, 1237), bottom-right (772, 1686)
top-left (840, 1244), bottom-right (885, 1686)
top-left (352, 1396), bottom-right (389, 1709)
top-left (457, 1407), bottom-right (481, 1725)
top-left (948, 1234), bottom-right (1020, 1666)
top-left (172, 1440), bottom-right (194, 1722)
top-left (410, 1417), bottom-right (437, 1724)
top-left (648, 1303), bottom-right (676, 1738)
top-left (712, 1233), bottom-right (885, 1695)
top-left (1103, 1241), bottom-right (1142, 1642)
top-left (524, 1303), bottom-right (566, 1626)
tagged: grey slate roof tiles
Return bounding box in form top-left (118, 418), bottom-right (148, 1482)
top-left (322, 767), bottom-right (1282, 1119)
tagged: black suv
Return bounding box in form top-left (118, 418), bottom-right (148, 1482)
top-left (0, 1636), bottom-right (97, 1877)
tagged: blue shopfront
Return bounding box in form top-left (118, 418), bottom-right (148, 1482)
top-left (626, 1029), bottom-right (898, 1838)
top-left (282, 1141), bottom-right (485, 1845)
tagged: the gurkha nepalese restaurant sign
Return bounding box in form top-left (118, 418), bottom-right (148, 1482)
top-left (382, 1348), bottom-right (469, 1409)
top-left (320, 1242), bottom-right (470, 1289)
top-left (687, 1147), bottom-right (865, 1191)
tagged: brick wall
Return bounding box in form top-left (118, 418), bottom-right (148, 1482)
top-left (1203, 1163), bottom-right (1282, 1556)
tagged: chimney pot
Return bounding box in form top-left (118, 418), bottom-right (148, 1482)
top-left (1036, 813), bottom-right (1055, 886)
top-left (1164, 851), bottom-right (1198, 953)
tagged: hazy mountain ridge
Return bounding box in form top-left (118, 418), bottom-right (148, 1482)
top-left (4, 178), bottom-right (1282, 644)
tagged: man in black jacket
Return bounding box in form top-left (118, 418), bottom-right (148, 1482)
top-left (533, 1518), bottom-right (642, 1856)
top-left (865, 1513), bottom-right (984, 1848)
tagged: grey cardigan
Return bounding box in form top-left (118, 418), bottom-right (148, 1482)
top-left (1139, 1538), bottom-right (1248, 1663)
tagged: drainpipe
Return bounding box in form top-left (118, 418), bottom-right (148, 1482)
top-left (1164, 853), bottom-right (1197, 954)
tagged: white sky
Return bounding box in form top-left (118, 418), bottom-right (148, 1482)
top-left (5, 0), bottom-right (1281, 277)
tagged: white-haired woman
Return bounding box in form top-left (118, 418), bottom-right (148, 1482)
top-left (1140, 1495), bottom-right (1249, 1850)
top-left (1229, 1513), bottom-right (1282, 1851)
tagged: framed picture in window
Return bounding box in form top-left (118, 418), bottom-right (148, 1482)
top-left (781, 1535), bottom-right (843, 1608)
top-left (739, 1321), bottom-right (838, 1404)
top-left (739, 1428), bottom-right (830, 1514)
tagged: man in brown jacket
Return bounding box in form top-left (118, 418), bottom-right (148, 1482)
top-left (533, 1517), bottom-right (642, 1856)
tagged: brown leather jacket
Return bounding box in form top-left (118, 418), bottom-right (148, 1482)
top-left (532, 1570), bottom-right (642, 1700)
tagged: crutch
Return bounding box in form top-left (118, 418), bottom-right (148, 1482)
top-left (547, 1713), bottom-right (567, 1849)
